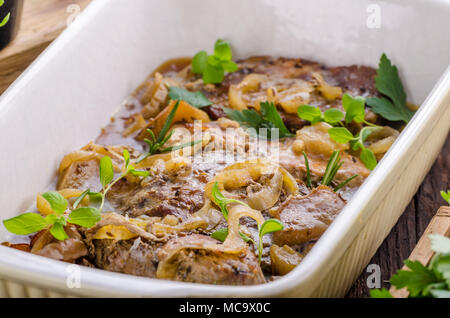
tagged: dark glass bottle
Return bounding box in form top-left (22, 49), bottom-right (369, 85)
top-left (0, 0), bottom-right (24, 51)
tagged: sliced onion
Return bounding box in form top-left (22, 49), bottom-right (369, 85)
top-left (86, 213), bottom-right (161, 242)
top-left (223, 204), bottom-right (264, 251)
top-left (146, 100), bottom-right (210, 137)
top-left (312, 72), bottom-right (342, 101)
top-left (205, 159), bottom-right (298, 211)
top-left (229, 74), bottom-right (268, 110)
top-left (122, 114), bottom-right (147, 137)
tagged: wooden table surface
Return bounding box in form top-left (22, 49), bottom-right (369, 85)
top-left (1, 0), bottom-right (449, 298)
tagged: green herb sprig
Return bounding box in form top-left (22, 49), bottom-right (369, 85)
top-left (98, 150), bottom-right (150, 211)
top-left (136, 100), bottom-right (201, 163)
top-left (168, 86), bottom-right (212, 108)
top-left (371, 234), bottom-right (450, 298)
top-left (298, 94), bottom-right (380, 171)
top-left (224, 101), bottom-right (294, 139)
top-left (366, 54), bottom-right (415, 123)
top-left (210, 182), bottom-right (283, 262)
top-left (192, 39), bottom-right (239, 84)
top-left (328, 126), bottom-right (379, 170)
top-left (297, 105), bottom-right (344, 125)
top-left (3, 150), bottom-right (149, 241)
top-left (302, 151), bottom-right (357, 192)
top-left (3, 192), bottom-right (101, 241)
top-left (0, 0), bottom-right (10, 28)
top-left (303, 151), bottom-right (312, 189)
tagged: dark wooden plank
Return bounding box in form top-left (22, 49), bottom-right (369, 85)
top-left (346, 134), bottom-right (450, 298)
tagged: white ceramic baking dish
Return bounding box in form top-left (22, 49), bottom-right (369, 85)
top-left (0, 0), bottom-right (449, 298)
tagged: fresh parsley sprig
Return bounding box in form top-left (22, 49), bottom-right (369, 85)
top-left (441, 190), bottom-right (450, 205)
top-left (168, 86), bottom-right (212, 108)
top-left (366, 54), bottom-right (415, 123)
top-left (192, 39), bottom-right (239, 84)
top-left (210, 182), bottom-right (283, 262)
top-left (224, 101), bottom-right (294, 139)
top-left (136, 100), bottom-right (201, 163)
top-left (371, 234), bottom-right (450, 298)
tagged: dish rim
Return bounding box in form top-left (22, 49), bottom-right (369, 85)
top-left (0, 0), bottom-right (449, 297)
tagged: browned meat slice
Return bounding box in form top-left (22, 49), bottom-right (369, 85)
top-left (324, 65), bottom-right (378, 98)
top-left (107, 175), bottom-right (205, 220)
top-left (157, 234), bottom-right (265, 285)
top-left (92, 238), bottom-right (160, 278)
top-left (273, 185), bottom-right (346, 246)
top-left (57, 160), bottom-right (100, 191)
top-left (279, 112), bottom-right (308, 132)
top-left (31, 225), bottom-right (88, 263)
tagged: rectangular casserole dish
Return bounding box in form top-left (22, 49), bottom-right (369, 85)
top-left (0, 0), bottom-right (449, 297)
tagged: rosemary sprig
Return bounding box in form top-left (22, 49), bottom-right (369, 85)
top-left (136, 100), bottom-right (202, 164)
top-left (303, 151), bottom-right (312, 189)
top-left (334, 174), bottom-right (358, 192)
top-left (322, 150), bottom-right (343, 186)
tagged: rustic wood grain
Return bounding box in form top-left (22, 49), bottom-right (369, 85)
top-left (0, 0), bottom-right (91, 94)
top-left (346, 135), bottom-right (450, 298)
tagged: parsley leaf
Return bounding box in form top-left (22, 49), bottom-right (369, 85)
top-left (390, 260), bottom-right (438, 297)
top-left (297, 105), bottom-right (344, 126)
top-left (192, 40), bottom-right (238, 84)
top-left (211, 228), bottom-right (253, 243)
top-left (370, 288), bottom-right (393, 298)
top-left (68, 207), bottom-right (102, 228)
top-left (224, 102), bottom-right (293, 139)
top-left (328, 126), bottom-right (379, 170)
top-left (328, 127), bottom-right (354, 143)
top-left (192, 51), bottom-right (208, 74)
top-left (3, 213), bottom-right (47, 235)
top-left (258, 219), bottom-right (284, 261)
top-left (50, 221), bottom-right (69, 241)
top-left (366, 53), bottom-right (415, 123)
top-left (168, 87), bottom-right (212, 108)
top-left (99, 156), bottom-right (114, 188)
top-left (372, 233), bottom-right (450, 298)
top-left (260, 102), bottom-right (293, 138)
top-left (342, 93), bottom-right (366, 124)
top-left (42, 191), bottom-right (68, 215)
top-left (211, 182), bottom-right (249, 220)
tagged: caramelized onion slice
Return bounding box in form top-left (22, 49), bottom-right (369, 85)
top-left (366, 126), bottom-right (399, 158)
top-left (223, 204), bottom-right (264, 251)
top-left (229, 74), bottom-right (268, 110)
top-left (205, 159), bottom-right (298, 211)
top-left (146, 100), bottom-right (210, 138)
top-left (312, 72), bottom-right (342, 101)
top-left (86, 213), bottom-right (161, 242)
